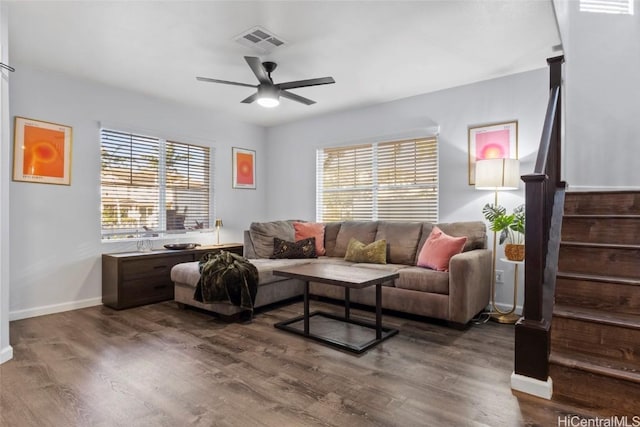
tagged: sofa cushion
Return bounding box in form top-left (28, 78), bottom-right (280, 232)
top-left (417, 226), bottom-right (467, 272)
top-left (396, 266), bottom-right (450, 294)
top-left (351, 263), bottom-right (408, 287)
top-left (414, 222), bottom-right (435, 265)
top-left (312, 256), bottom-right (354, 267)
top-left (247, 258), bottom-right (311, 285)
top-left (249, 220), bottom-right (295, 258)
top-left (171, 259), bottom-right (311, 288)
top-left (272, 237), bottom-right (317, 259)
top-left (375, 221), bottom-right (422, 265)
top-left (323, 222), bottom-right (342, 257)
top-left (333, 221), bottom-right (378, 257)
top-left (414, 221), bottom-right (486, 264)
top-left (294, 222), bottom-right (326, 255)
top-left (437, 221), bottom-right (487, 251)
top-left (170, 261), bottom-right (201, 287)
top-left (344, 238), bottom-right (387, 264)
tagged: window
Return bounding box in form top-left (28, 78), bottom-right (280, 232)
top-left (316, 137), bottom-right (438, 222)
top-left (100, 129), bottom-right (212, 239)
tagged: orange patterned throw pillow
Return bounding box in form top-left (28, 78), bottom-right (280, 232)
top-left (293, 222), bottom-right (326, 256)
top-left (344, 238), bottom-right (387, 264)
top-left (417, 226), bottom-right (467, 272)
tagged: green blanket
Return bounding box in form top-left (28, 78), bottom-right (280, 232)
top-left (193, 250), bottom-right (259, 312)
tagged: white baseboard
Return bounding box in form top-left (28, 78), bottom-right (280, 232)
top-left (510, 372), bottom-right (553, 400)
top-left (0, 344), bottom-right (13, 364)
top-left (9, 297), bottom-right (102, 321)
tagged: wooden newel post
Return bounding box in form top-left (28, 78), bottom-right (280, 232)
top-left (513, 55), bottom-right (564, 383)
top-left (516, 173), bottom-right (550, 381)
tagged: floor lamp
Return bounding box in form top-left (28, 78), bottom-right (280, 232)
top-left (475, 158), bottom-right (520, 323)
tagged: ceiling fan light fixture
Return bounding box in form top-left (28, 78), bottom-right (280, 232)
top-left (256, 85), bottom-right (280, 108)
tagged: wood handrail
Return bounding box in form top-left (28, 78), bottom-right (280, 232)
top-left (534, 86), bottom-right (560, 174)
top-left (514, 55), bottom-right (565, 382)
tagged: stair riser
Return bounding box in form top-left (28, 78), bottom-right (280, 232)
top-left (565, 192), bottom-right (640, 215)
top-left (550, 363), bottom-right (640, 415)
top-left (551, 317), bottom-right (640, 364)
top-left (556, 278), bottom-right (640, 315)
top-left (558, 246), bottom-right (640, 278)
top-left (562, 217), bottom-right (640, 245)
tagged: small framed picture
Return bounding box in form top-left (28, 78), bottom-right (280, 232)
top-left (232, 147), bottom-right (256, 189)
top-left (468, 120), bottom-right (518, 185)
top-left (13, 116), bottom-right (73, 185)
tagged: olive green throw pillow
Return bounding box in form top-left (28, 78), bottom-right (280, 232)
top-left (344, 238), bottom-right (387, 264)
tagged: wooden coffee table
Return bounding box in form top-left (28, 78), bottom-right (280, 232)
top-left (272, 263), bottom-right (399, 354)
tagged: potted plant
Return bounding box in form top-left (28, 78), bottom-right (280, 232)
top-left (482, 203), bottom-right (525, 261)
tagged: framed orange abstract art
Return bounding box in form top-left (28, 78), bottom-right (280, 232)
top-left (232, 147), bottom-right (256, 189)
top-left (13, 116), bottom-right (73, 185)
top-left (468, 120), bottom-right (518, 185)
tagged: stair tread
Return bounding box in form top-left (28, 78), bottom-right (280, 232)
top-left (550, 350), bottom-right (640, 384)
top-left (556, 272), bottom-right (640, 286)
top-left (554, 305), bottom-right (640, 330)
top-left (560, 241), bottom-right (640, 250)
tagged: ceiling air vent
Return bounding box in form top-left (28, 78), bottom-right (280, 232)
top-left (580, 0), bottom-right (634, 14)
top-left (235, 26), bottom-right (286, 54)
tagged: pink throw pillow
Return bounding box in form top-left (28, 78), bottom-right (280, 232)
top-left (293, 222), bottom-right (326, 256)
top-left (417, 226), bottom-right (467, 272)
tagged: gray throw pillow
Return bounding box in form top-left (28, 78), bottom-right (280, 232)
top-left (249, 221), bottom-right (295, 258)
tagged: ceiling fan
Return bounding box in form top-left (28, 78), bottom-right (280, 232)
top-left (196, 56), bottom-right (335, 108)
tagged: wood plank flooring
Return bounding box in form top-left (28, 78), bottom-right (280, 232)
top-left (0, 300), bottom-right (606, 426)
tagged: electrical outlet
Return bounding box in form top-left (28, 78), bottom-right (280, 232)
top-left (495, 270), bottom-right (504, 283)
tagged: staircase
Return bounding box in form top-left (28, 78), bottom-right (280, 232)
top-left (550, 191), bottom-right (640, 414)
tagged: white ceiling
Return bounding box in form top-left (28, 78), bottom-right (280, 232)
top-left (7, 1), bottom-right (561, 127)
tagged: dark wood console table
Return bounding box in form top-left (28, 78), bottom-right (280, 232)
top-left (273, 263), bottom-right (399, 354)
top-left (102, 243), bottom-right (243, 309)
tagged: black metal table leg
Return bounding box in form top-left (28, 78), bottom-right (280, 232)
top-left (376, 284), bottom-right (382, 340)
top-left (345, 287), bottom-right (350, 320)
top-left (304, 281), bottom-right (309, 335)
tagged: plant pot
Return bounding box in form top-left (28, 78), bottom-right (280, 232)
top-left (505, 243), bottom-right (525, 261)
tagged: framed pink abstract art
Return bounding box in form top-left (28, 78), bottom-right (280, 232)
top-left (468, 120), bottom-right (518, 185)
top-left (232, 147), bottom-right (256, 189)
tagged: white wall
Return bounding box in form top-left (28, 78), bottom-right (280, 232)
top-left (558, 0), bottom-right (640, 189)
top-left (0, 2), bottom-right (13, 364)
top-left (266, 68), bottom-right (551, 310)
top-left (8, 64), bottom-right (267, 319)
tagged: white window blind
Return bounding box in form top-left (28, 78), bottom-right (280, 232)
top-left (100, 129), bottom-right (211, 239)
top-left (317, 137), bottom-right (438, 222)
top-left (580, 0), bottom-right (634, 14)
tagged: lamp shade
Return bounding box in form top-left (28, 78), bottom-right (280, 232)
top-left (215, 219), bottom-right (223, 228)
top-left (475, 158), bottom-right (520, 190)
top-left (257, 85), bottom-right (280, 108)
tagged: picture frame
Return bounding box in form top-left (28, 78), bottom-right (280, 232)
top-left (232, 147), bottom-right (256, 189)
top-left (468, 120), bottom-right (518, 185)
top-left (13, 116), bottom-right (73, 185)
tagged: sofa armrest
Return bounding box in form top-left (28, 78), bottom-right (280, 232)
top-left (243, 230), bottom-right (258, 259)
top-left (448, 249), bottom-right (492, 325)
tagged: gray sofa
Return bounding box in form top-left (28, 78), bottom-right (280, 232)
top-left (171, 220), bottom-right (492, 326)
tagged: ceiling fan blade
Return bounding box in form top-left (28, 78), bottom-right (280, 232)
top-left (240, 93), bottom-right (259, 104)
top-left (280, 90), bottom-right (316, 106)
top-left (277, 77), bottom-right (335, 90)
top-left (196, 77), bottom-right (256, 88)
top-left (244, 56), bottom-right (271, 84)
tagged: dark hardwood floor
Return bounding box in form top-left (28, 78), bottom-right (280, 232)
top-left (1, 300), bottom-right (604, 426)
